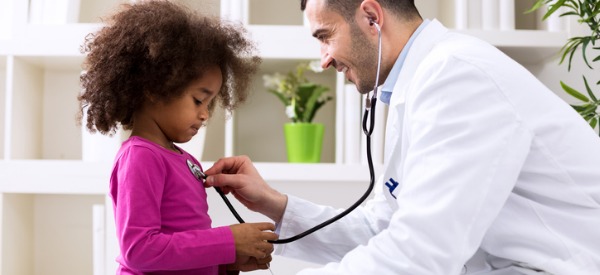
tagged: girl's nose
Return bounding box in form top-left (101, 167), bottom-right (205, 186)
top-left (199, 107), bottom-right (209, 121)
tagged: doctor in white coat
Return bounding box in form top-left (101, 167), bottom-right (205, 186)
top-left (205, 0), bottom-right (600, 274)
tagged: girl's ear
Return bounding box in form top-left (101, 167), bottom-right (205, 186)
top-left (144, 91), bottom-right (158, 104)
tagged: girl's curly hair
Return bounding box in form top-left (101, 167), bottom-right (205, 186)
top-left (78, 0), bottom-right (261, 135)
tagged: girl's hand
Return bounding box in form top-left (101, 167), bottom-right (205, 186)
top-left (227, 255), bottom-right (272, 272)
top-left (229, 222), bottom-right (278, 259)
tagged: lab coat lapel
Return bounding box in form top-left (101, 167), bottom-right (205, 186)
top-left (392, 19), bottom-right (448, 104)
top-left (385, 19), bottom-right (448, 161)
top-left (382, 19), bottom-right (449, 205)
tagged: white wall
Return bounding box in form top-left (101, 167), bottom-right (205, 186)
top-left (11, 57), bottom-right (43, 159)
top-left (0, 59), bottom-right (6, 158)
top-left (42, 69), bottom-right (82, 159)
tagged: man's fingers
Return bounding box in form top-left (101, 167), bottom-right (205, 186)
top-left (205, 173), bottom-right (246, 189)
top-left (204, 156), bottom-right (239, 175)
top-left (205, 155), bottom-right (251, 176)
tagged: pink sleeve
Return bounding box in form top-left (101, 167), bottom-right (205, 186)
top-left (110, 146), bottom-right (236, 271)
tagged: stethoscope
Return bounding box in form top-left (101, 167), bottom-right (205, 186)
top-left (188, 19), bottom-right (382, 245)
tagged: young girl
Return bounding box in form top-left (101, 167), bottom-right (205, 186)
top-left (78, 1), bottom-right (277, 274)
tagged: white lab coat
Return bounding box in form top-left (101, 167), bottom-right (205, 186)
top-left (274, 20), bottom-right (600, 275)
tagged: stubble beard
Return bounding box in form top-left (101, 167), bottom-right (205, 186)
top-left (349, 23), bottom-right (379, 94)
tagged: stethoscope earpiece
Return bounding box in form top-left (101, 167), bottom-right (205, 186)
top-left (369, 18), bottom-right (376, 26)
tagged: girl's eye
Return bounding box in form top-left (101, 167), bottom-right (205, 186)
top-left (194, 98), bottom-right (202, 105)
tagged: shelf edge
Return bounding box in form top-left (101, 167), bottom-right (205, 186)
top-left (0, 160), bottom-right (383, 194)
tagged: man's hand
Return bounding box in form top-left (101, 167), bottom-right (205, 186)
top-left (205, 155), bottom-right (288, 222)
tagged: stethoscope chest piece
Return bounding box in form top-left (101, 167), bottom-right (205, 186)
top-left (187, 159), bottom-right (205, 181)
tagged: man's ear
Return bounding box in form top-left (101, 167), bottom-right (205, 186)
top-left (359, 0), bottom-right (384, 32)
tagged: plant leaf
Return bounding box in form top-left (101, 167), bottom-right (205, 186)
top-left (544, 0), bottom-right (569, 20)
top-left (580, 38), bottom-right (594, 69)
top-left (298, 84), bottom-right (330, 122)
top-left (525, 0), bottom-right (547, 14)
top-left (266, 89), bottom-right (290, 106)
top-left (579, 103), bottom-right (598, 116)
top-left (561, 81), bottom-right (590, 102)
top-left (582, 75), bottom-right (598, 101)
top-left (571, 104), bottom-right (587, 112)
top-left (589, 117), bottom-right (598, 129)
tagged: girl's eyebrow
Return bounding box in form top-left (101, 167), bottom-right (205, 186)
top-left (197, 87), bottom-right (218, 98)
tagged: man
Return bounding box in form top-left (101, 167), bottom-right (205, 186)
top-left (205, 0), bottom-right (600, 274)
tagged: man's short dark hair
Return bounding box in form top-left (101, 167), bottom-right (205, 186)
top-left (300, 0), bottom-right (420, 22)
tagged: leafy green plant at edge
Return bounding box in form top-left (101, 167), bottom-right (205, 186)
top-left (528, 0), bottom-right (600, 135)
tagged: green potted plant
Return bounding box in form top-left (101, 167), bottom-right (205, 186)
top-left (529, 0), bottom-right (600, 135)
top-left (263, 61), bottom-right (333, 162)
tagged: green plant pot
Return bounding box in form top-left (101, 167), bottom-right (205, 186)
top-left (284, 123), bottom-right (324, 163)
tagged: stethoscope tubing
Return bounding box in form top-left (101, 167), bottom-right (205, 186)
top-left (214, 20), bottom-right (383, 244)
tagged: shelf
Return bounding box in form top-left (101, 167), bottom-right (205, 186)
top-left (247, 0), bottom-right (303, 26)
top-left (247, 25), bottom-right (319, 59)
top-left (0, 160), bottom-right (383, 194)
top-left (2, 25), bottom-right (316, 59)
top-left (8, 23), bottom-right (101, 56)
top-left (0, 160), bottom-right (110, 194)
top-left (1, 193), bottom-right (104, 275)
top-left (246, 24), bottom-right (566, 64)
top-left (7, 56), bottom-right (82, 160)
top-left (0, 56), bottom-right (5, 160)
top-left (14, 55), bottom-right (84, 71)
top-left (1, 22), bottom-right (567, 66)
top-left (255, 162), bottom-right (383, 184)
top-left (457, 29), bottom-right (567, 64)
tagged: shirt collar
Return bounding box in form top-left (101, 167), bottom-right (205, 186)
top-left (379, 19), bottom-right (430, 105)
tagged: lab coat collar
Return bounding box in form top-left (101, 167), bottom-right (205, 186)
top-left (380, 20), bottom-right (430, 104)
top-left (388, 19), bottom-right (449, 108)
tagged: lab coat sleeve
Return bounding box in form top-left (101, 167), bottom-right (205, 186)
top-left (287, 55), bottom-right (534, 274)
top-left (274, 175), bottom-right (395, 264)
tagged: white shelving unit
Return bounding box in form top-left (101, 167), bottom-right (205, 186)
top-left (0, 0), bottom-right (581, 274)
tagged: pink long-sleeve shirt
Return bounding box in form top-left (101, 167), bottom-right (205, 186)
top-left (110, 136), bottom-right (235, 274)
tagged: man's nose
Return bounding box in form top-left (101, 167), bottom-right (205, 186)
top-left (320, 47), bottom-right (334, 70)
